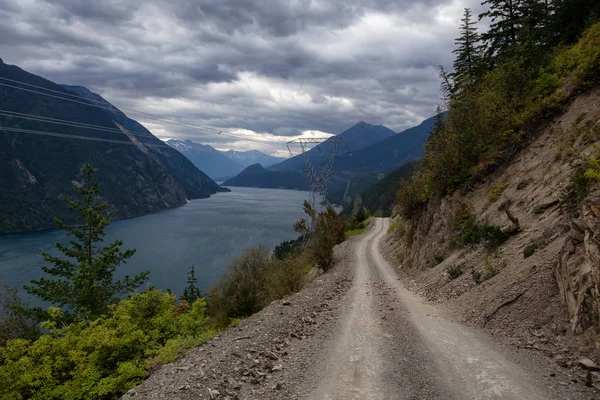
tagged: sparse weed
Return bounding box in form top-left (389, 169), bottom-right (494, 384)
top-left (447, 265), bottom-right (464, 280)
top-left (433, 252), bottom-right (445, 265)
top-left (472, 257), bottom-right (504, 284)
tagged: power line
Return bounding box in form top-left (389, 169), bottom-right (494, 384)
top-left (0, 125), bottom-right (171, 147)
top-left (0, 77), bottom-right (290, 148)
top-left (0, 110), bottom-right (157, 139)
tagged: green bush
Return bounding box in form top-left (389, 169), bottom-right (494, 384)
top-left (454, 206), bottom-right (508, 248)
top-left (208, 246), bottom-right (312, 324)
top-left (0, 290), bottom-right (214, 400)
top-left (523, 243), bottom-right (538, 258)
top-left (460, 223), bottom-right (508, 247)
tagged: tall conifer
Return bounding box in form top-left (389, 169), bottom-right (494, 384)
top-left (24, 164), bottom-right (149, 320)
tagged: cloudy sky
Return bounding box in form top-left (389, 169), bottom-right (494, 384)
top-left (0, 0), bottom-right (485, 156)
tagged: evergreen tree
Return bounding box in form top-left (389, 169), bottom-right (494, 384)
top-left (480, 0), bottom-right (524, 61)
top-left (452, 8), bottom-right (483, 87)
top-left (24, 164), bottom-right (149, 320)
top-left (182, 265), bottom-right (202, 303)
top-left (550, 0), bottom-right (600, 45)
top-left (438, 65), bottom-right (455, 105)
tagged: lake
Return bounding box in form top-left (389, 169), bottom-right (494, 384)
top-left (0, 187), bottom-right (312, 306)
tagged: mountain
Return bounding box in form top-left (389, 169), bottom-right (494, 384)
top-left (224, 118), bottom-right (435, 193)
top-left (0, 59), bottom-right (228, 233)
top-left (222, 164), bottom-right (307, 189)
top-left (222, 149), bottom-right (285, 168)
top-left (166, 139), bottom-right (244, 180)
top-left (270, 121), bottom-right (396, 172)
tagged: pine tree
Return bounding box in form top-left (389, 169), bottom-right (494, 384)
top-left (452, 8), bottom-right (483, 87)
top-left (182, 265), bottom-right (202, 303)
top-left (24, 164), bottom-right (149, 320)
top-left (438, 66), bottom-right (455, 105)
top-left (550, 0), bottom-right (600, 45)
top-left (480, 0), bottom-right (524, 61)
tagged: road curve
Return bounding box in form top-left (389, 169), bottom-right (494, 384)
top-left (309, 218), bottom-right (550, 400)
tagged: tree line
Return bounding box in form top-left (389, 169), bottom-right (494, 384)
top-left (398, 0), bottom-right (600, 218)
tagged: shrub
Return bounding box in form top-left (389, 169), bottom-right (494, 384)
top-left (0, 290), bottom-right (214, 400)
top-left (459, 221), bottom-right (508, 248)
top-left (488, 182), bottom-right (505, 204)
top-left (523, 243), bottom-right (538, 258)
top-left (433, 253), bottom-right (445, 265)
top-left (561, 147), bottom-right (600, 216)
top-left (310, 205), bottom-right (346, 271)
top-left (208, 246), bottom-right (272, 320)
top-left (0, 283), bottom-right (39, 346)
top-left (208, 246), bottom-right (313, 324)
top-left (396, 176), bottom-right (427, 219)
top-left (446, 265), bottom-right (464, 280)
top-left (273, 237), bottom-right (303, 260)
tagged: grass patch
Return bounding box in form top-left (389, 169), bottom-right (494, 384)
top-left (532, 204), bottom-right (544, 214)
top-left (472, 258), bottom-right (504, 284)
top-left (345, 225), bottom-right (368, 239)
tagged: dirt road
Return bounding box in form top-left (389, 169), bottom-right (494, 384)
top-left (308, 218), bottom-right (556, 400)
top-left (124, 218), bottom-right (596, 400)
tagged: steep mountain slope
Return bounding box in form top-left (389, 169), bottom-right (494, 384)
top-left (222, 149), bottom-right (285, 168)
top-left (0, 59), bottom-right (228, 233)
top-left (224, 119), bottom-right (431, 192)
top-left (166, 139), bottom-right (244, 180)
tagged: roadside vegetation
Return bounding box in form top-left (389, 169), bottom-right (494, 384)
top-left (0, 165), bottom-right (352, 399)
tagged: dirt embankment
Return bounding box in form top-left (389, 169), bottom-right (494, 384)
top-left (382, 87), bottom-right (600, 383)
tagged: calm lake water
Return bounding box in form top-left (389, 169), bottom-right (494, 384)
top-left (0, 187), bottom-right (312, 306)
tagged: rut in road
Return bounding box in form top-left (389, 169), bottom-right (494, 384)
top-left (310, 218), bottom-right (550, 400)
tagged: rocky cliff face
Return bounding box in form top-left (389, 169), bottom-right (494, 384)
top-left (384, 87), bottom-right (600, 358)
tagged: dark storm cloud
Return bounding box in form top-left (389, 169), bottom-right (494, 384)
top-left (0, 0), bottom-right (484, 154)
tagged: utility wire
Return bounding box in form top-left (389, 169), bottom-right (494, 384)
top-left (0, 77), bottom-right (290, 147)
top-left (0, 110), bottom-right (158, 138)
top-left (0, 125), bottom-right (171, 147)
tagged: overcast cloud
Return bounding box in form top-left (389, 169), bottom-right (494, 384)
top-left (0, 0), bottom-right (485, 156)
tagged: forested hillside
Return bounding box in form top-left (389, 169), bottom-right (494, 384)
top-left (0, 61), bottom-right (227, 233)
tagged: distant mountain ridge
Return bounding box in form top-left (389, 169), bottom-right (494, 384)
top-left (166, 139), bottom-right (244, 180)
top-left (165, 140), bottom-right (286, 180)
top-left (0, 58), bottom-right (228, 233)
top-left (222, 149), bottom-right (285, 168)
top-left (223, 117), bottom-right (436, 193)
